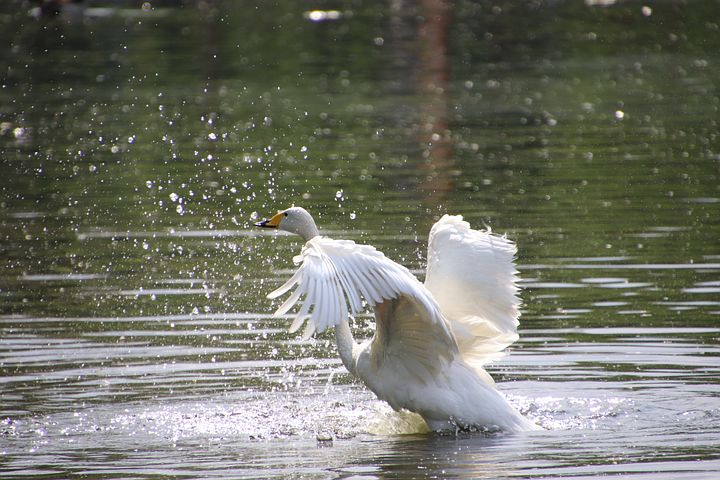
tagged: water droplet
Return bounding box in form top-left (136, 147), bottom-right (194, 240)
top-left (305, 9), bottom-right (341, 22)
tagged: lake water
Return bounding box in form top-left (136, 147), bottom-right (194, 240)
top-left (1, 1), bottom-right (719, 478)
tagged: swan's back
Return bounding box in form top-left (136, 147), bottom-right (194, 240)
top-left (424, 215), bottom-right (521, 373)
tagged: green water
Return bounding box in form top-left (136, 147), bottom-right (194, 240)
top-left (1, 1), bottom-right (719, 478)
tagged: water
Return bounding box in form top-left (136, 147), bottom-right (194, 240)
top-left (1, 1), bottom-right (719, 478)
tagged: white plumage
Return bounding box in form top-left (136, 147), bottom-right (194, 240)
top-left (255, 207), bottom-right (537, 432)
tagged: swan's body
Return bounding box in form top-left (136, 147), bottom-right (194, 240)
top-left (256, 207), bottom-right (536, 432)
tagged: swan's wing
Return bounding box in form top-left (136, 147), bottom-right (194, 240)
top-left (424, 215), bottom-right (521, 369)
top-left (367, 294), bottom-right (463, 387)
top-left (268, 236), bottom-right (438, 339)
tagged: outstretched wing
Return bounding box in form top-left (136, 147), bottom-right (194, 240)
top-left (367, 294), bottom-right (463, 391)
top-left (424, 215), bottom-right (521, 370)
top-left (268, 236), bottom-right (439, 339)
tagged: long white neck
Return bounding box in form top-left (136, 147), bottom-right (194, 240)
top-left (334, 320), bottom-right (357, 375)
top-left (299, 223), bottom-right (320, 242)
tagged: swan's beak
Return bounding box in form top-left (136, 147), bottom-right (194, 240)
top-left (254, 211), bottom-right (284, 229)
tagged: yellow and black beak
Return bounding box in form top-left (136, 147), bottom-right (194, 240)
top-left (254, 211), bottom-right (284, 229)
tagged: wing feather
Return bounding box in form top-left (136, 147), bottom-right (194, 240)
top-left (317, 272), bottom-right (327, 327)
top-left (268, 236), bottom-right (438, 337)
top-left (332, 256), bottom-right (362, 313)
top-left (289, 293), bottom-right (313, 333)
top-left (268, 268), bottom-right (302, 300)
top-left (358, 266), bottom-right (383, 304)
top-left (369, 268), bottom-right (393, 298)
top-left (424, 214), bottom-right (521, 369)
top-left (339, 257), bottom-right (370, 313)
top-left (368, 295), bottom-right (458, 387)
top-left (289, 311), bottom-right (307, 334)
top-left (274, 286), bottom-right (303, 317)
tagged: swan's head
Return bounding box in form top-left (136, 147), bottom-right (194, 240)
top-left (254, 206), bottom-right (319, 241)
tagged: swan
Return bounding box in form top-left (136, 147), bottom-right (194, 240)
top-left (255, 206), bottom-right (537, 432)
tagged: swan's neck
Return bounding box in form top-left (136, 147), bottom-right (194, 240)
top-left (299, 229), bottom-right (319, 242)
top-left (298, 224), bottom-right (320, 242)
top-left (334, 320), bottom-right (357, 375)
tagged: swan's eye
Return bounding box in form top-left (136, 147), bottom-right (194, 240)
top-left (284, 212), bottom-right (288, 217)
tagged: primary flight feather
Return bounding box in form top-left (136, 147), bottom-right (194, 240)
top-left (255, 206), bottom-right (537, 432)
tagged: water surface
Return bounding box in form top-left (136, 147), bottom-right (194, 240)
top-left (1, 1), bottom-right (719, 478)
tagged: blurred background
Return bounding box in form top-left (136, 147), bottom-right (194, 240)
top-left (1, 1), bottom-right (719, 478)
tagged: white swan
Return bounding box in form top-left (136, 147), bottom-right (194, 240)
top-left (255, 207), bottom-right (537, 432)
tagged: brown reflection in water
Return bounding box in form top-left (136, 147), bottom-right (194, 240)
top-left (417, 0), bottom-right (454, 211)
top-left (198, 0), bottom-right (221, 81)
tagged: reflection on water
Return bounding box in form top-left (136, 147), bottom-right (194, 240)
top-left (1, 0), bottom-right (719, 478)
